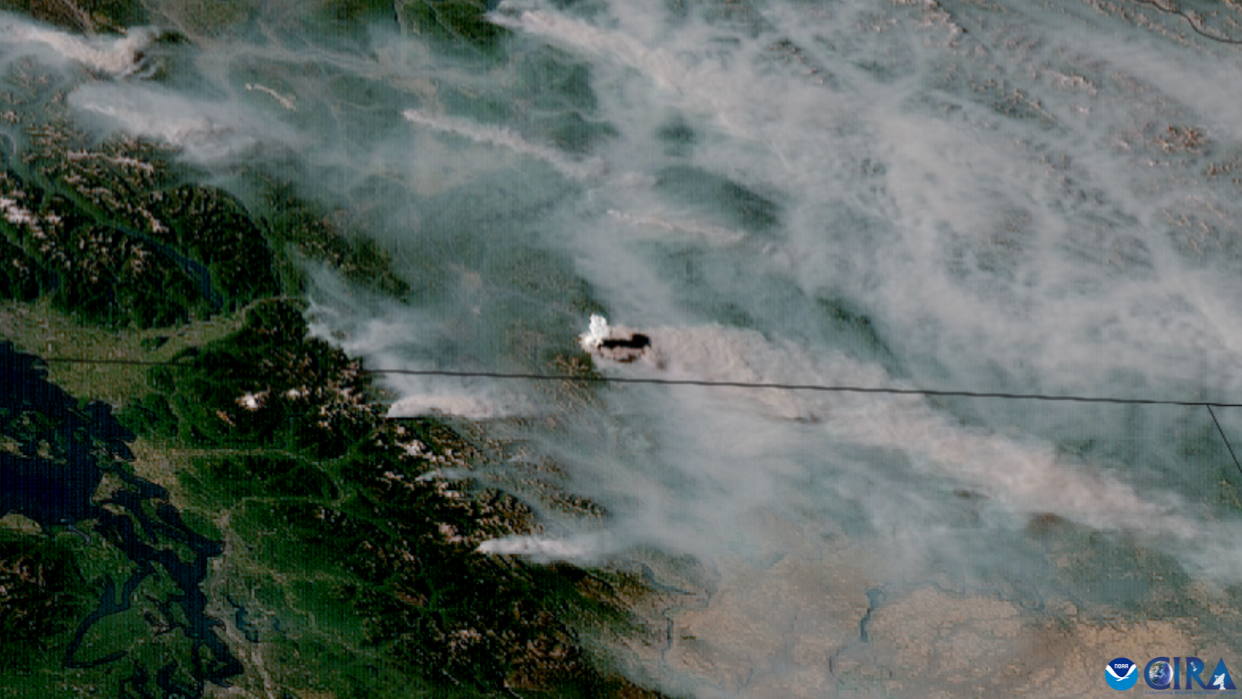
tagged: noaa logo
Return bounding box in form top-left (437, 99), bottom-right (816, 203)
top-left (1106, 657), bottom-right (1138, 690)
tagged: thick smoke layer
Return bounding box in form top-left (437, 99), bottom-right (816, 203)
top-left (0, 16), bottom-right (153, 75)
top-left (16, 0), bottom-right (1242, 692)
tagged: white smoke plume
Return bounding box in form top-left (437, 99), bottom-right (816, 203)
top-left (0, 16), bottom-right (153, 76)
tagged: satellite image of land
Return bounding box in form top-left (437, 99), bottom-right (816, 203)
top-left (2, 0), bottom-right (1242, 697)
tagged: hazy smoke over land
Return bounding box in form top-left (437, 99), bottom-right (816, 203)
top-left (13, 0), bottom-right (1242, 692)
top-left (0, 18), bottom-right (153, 75)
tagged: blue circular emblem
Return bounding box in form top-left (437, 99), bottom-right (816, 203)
top-left (1106, 657), bottom-right (1139, 690)
top-left (1148, 659), bottom-right (1172, 689)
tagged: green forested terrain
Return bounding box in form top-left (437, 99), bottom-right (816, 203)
top-left (0, 14), bottom-right (667, 695)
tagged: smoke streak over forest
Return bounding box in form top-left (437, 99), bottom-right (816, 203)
top-left (6, 0), bottom-right (1242, 695)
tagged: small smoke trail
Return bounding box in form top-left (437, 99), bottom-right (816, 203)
top-left (476, 535), bottom-right (598, 560)
top-left (606, 209), bottom-right (747, 245)
top-left (245, 83), bottom-right (297, 111)
top-left (488, 8), bottom-right (688, 92)
top-left (401, 109), bottom-right (604, 179)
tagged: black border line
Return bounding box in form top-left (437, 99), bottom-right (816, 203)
top-left (38, 357), bottom-right (1242, 408)
top-left (1206, 405), bottom-right (1242, 478)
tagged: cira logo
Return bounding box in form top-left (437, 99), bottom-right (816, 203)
top-left (1106, 657), bottom-right (1138, 690)
top-left (1140, 656), bottom-right (1237, 691)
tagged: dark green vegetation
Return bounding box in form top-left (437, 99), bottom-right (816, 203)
top-left (656, 117), bottom-right (697, 158)
top-left (302, 0), bottom-right (401, 48)
top-left (0, 297), bottom-right (665, 697)
top-left (816, 295), bottom-right (898, 366)
top-left (252, 185), bottom-right (413, 298)
top-left (0, 534), bottom-right (92, 654)
top-left (0, 14), bottom-right (666, 699)
top-left (143, 300), bottom-right (375, 456)
top-left (0, 56), bottom-right (411, 331)
top-left (0, 238), bottom-right (53, 302)
top-left (0, 86), bottom-right (277, 328)
top-left (0, 165), bottom-right (229, 329)
top-left (112, 300), bottom-right (666, 697)
top-left (183, 455), bottom-right (339, 502)
top-left (397, 0), bottom-right (508, 54)
top-left (0, 0), bottom-right (147, 34)
top-left (654, 165), bottom-right (779, 233)
top-left (0, 528), bottom-right (110, 696)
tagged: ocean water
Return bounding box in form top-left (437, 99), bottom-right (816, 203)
top-left (10, 0), bottom-right (1242, 694)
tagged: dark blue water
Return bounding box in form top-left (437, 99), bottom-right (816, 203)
top-left (0, 341), bottom-right (240, 697)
